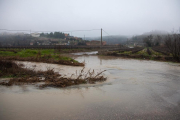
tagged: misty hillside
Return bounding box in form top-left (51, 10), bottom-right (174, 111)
top-left (86, 35), bottom-right (128, 45)
top-left (142, 30), bottom-right (169, 35)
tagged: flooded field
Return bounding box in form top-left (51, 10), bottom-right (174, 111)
top-left (1, 52), bottom-right (180, 120)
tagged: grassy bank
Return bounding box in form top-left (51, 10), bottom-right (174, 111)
top-left (99, 47), bottom-right (175, 62)
top-left (60, 48), bottom-right (98, 53)
top-left (0, 49), bottom-right (84, 66)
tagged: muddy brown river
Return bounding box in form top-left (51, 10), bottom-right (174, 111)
top-left (0, 52), bottom-right (180, 120)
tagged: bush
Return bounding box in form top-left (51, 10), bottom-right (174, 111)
top-left (164, 34), bottom-right (180, 61)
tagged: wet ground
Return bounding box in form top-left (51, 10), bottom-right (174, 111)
top-left (0, 51), bottom-right (180, 120)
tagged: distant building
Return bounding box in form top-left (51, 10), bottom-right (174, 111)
top-left (42, 41), bottom-right (51, 45)
top-left (135, 43), bottom-right (145, 47)
top-left (31, 33), bottom-right (40, 37)
top-left (14, 32), bottom-right (24, 35)
top-left (50, 39), bottom-right (59, 45)
top-left (86, 40), bottom-right (106, 46)
top-left (64, 33), bottom-right (69, 37)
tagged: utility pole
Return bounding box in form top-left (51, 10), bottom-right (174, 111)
top-left (172, 28), bottom-right (174, 34)
top-left (101, 28), bottom-right (102, 47)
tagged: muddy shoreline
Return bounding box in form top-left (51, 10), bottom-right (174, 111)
top-left (0, 60), bottom-right (106, 88)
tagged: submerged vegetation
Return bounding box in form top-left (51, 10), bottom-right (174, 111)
top-left (0, 49), bottom-right (84, 66)
top-left (0, 60), bottom-right (106, 88)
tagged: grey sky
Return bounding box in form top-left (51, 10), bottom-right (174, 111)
top-left (0, 0), bottom-right (180, 37)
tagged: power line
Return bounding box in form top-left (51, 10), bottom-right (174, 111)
top-left (0, 28), bottom-right (101, 33)
top-left (102, 29), bottom-right (117, 39)
top-left (0, 28), bottom-right (102, 38)
top-left (65, 29), bottom-right (101, 32)
top-left (0, 28), bottom-right (116, 38)
top-left (0, 29), bottom-right (30, 32)
top-left (102, 29), bottom-right (111, 36)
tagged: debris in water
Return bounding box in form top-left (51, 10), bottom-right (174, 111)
top-left (0, 60), bottom-right (106, 88)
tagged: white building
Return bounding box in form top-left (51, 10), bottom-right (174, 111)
top-left (31, 33), bottom-right (40, 37)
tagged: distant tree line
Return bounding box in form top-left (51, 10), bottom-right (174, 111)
top-left (0, 35), bottom-right (33, 46)
top-left (40, 32), bottom-right (65, 39)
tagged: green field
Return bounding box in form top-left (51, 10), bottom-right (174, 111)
top-left (0, 49), bottom-right (78, 63)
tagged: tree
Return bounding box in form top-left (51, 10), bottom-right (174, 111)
top-left (154, 35), bottom-right (162, 46)
top-left (77, 40), bottom-right (87, 45)
top-left (143, 35), bottom-right (153, 47)
top-left (40, 33), bottom-right (45, 37)
top-left (164, 34), bottom-right (180, 61)
top-left (41, 32), bottom-right (65, 39)
top-left (49, 32), bottom-right (53, 38)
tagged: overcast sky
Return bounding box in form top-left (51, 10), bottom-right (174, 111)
top-left (0, 0), bottom-right (180, 37)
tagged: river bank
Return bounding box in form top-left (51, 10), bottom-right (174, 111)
top-left (0, 49), bottom-right (84, 66)
top-left (98, 47), bottom-right (178, 63)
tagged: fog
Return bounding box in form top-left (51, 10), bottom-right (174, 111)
top-left (0, 0), bottom-right (180, 37)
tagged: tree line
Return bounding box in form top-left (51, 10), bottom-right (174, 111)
top-left (143, 34), bottom-right (180, 61)
top-left (40, 32), bottom-right (66, 39)
top-left (164, 34), bottom-right (180, 61)
top-left (0, 35), bottom-right (33, 46)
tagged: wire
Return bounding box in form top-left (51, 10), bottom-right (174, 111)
top-left (102, 29), bottom-right (117, 40)
top-left (102, 29), bottom-right (111, 36)
top-left (0, 29), bottom-right (30, 32)
top-left (0, 29), bottom-right (101, 33)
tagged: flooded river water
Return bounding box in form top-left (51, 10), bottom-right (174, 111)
top-left (0, 52), bottom-right (180, 120)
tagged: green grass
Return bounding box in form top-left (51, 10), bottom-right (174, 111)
top-left (0, 49), bottom-right (55, 57)
top-left (40, 49), bottom-right (55, 55)
top-left (121, 51), bottom-right (132, 54)
top-left (112, 48), bottom-right (166, 59)
top-left (0, 49), bottom-right (78, 63)
top-left (60, 48), bottom-right (94, 53)
top-left (17, 49), bottom-right (38, 57)
top-left (0, 51), bottom-right (16, 56)
top-left (0, 49), bottom-right (57, 57)
top-left (149, 48), bottom-right (163, 56)
top-left (136, 48), bottom-right (150, 56)
top-left (59, 56), bottom-right (78, 63)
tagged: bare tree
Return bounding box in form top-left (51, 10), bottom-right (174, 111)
top-left (154, 35), bottom-right (162, 46)
top-left (164, 34), bottom-right (180, 61)
top-left (143, 35), bottom-right (153, 47)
